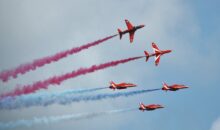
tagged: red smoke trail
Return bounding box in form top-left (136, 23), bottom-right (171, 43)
top-left (0, 56), bottom-right (144, 99)
top-left (0, 34), bottom-right (117, 82)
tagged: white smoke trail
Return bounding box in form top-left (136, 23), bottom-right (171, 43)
top-left (0, 88), bottom-right (160, 109)
top-left (0, 107), bottom-right (136, 129)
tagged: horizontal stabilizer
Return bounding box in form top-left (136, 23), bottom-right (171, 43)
top-left (144, 51), bottom-right (150, 62)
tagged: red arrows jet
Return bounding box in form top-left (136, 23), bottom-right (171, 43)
top-left (144, 42), bottom-right (172, 66)
top-left (139, 102), bottom-right (164, 111)
top-left (109, 81), bottom-right (137, 90)
top-left (118, 19), bottom-right (145, 43)
top-left (162, 82), bottom-right (189, 91)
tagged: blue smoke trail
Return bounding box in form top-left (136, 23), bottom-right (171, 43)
top-left (0, 107), bottom-right (136, 129)
top-left (0, 86), bottom-right (107, 109)
top-left (0, 88), bottom-right (160, 109)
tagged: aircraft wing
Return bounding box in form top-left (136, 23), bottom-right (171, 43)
top-left (152, 42), bottom-right (160, 53)
top-left (125, 19), bottom-right (134, 30)
top-left (155, 54), bottom-right (161, 66)
top-left (129, 32), bottom-right (135, 43)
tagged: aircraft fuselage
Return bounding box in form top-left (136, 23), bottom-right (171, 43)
top-left (121, 25), bottom-right (145, 34)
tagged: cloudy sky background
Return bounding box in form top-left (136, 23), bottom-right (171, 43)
top-left (0, 0), bottom-right (219, 130)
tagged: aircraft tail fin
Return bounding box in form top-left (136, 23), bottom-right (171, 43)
top-left (139, 102), bottom-right (145, 111)
top-left (118, 28), bottom-right (123, 39)
top-left (139, 102), bottom-right (144, 106)
top-left (110, 81), bottom-right (116, 88)
top-left (110, 81), bottom-right (114, 85)
top-left (144, 51), bottom-right (150, 62)
top-left (162, 82), bottom-right (169, 90)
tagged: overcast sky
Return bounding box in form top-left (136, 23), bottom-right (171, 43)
top-left (0, 0), bottom-right (220, 130)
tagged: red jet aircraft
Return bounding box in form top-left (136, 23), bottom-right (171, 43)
top-left (162, 82), bottom-right (189, 91)
top-left (118, 19), bottom-right (145, 43)
top-left (109, 81), bottom-right (137, 90)
top-left (144, 42), bottom-right (172, 66)
top-left (139, 102), bottom-right (164, 111)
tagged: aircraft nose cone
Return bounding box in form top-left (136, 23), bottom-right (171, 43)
top-left (167, 50), bottom-right (172, 53)
top-left (157, 105), bottom-right (164, 108)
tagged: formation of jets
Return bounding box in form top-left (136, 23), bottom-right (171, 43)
top-left (115, 19), bottom-right (189, 111)
top-left (108, 80), bottom-right (188, 112)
